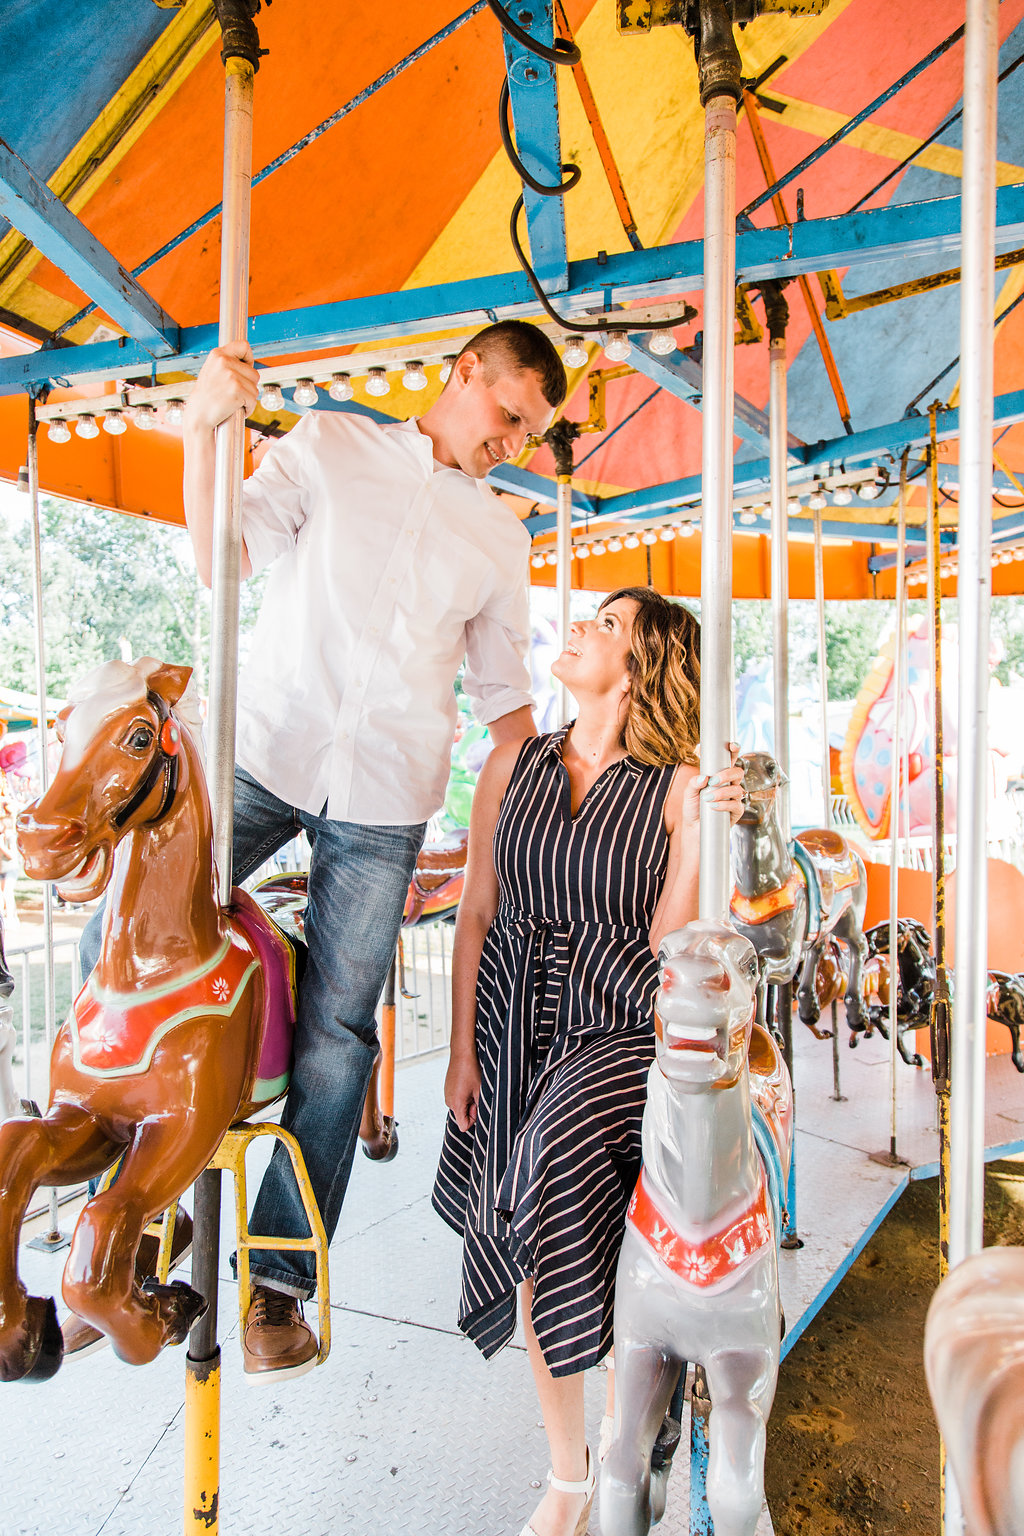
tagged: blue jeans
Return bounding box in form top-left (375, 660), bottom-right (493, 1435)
top-left (80, 765), bottom-right (425, 1298)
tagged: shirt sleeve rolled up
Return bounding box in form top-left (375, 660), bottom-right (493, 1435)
top-left (240, 411), bottom-right (316, 575)
top-left (462, 542), bottom-right (535, 727)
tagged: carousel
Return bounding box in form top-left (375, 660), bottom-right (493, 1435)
top-left (0, 1), bottom-right (1021, 1532)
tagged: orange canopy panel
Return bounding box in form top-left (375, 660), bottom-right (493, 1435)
top-left (1, 1), bottom-right (1024, 589)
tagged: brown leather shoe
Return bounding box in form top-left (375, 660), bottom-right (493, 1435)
top-left (61, 1207), bottom-right (194, 1358)
top-left (242, 1284), bottom-right (317, 1383)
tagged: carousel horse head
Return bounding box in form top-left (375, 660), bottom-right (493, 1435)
top-left (735, 751), bottom-right (788, 828)
top-left (17, 659), bottom-right (195, 905)
top-left (655, 920), bottom-right (759, 1090)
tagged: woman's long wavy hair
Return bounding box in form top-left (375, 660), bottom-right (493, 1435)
top-left (601, 587), bottom-right (701, 768)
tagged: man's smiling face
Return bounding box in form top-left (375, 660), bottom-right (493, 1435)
top-left (441, 350), bottom-right (555, 480)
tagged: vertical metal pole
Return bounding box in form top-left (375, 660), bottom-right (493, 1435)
top-left (888, 458), bottom-right (908, 1162)
top-left (26, 401), bottom-right (63, 1246)
top-left (950, 0), bottom-right (997, 1273)
top-left (186, 42), bottom-right (255, 1536)
top-left (813, 507), bottom-right (831, 831)
top-left (698, 82), bottom-right (738, 920)
top-left (768, 315), bottom-right (791, 839)
top-left (556, 476), bottom-right (573, 726)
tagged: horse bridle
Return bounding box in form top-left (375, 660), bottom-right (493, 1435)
top-left (111, 691), bottom-right (182, 831)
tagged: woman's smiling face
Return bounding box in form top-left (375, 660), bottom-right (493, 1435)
top-left (551, 595), bottom-right (640, 700)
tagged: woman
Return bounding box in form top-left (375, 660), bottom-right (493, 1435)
top-left (432, 587), bottom-right (744, 1536)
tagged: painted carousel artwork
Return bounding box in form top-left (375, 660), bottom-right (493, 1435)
top-left (601, 919), bottom-right (793, 1536)
top-left (0, 658), bottom-right (300, 1382)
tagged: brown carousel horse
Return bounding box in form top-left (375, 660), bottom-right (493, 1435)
top-left (730, 753), bottom-right (868, 1039)
top-left (3, 659), bottom-right (297, 1382)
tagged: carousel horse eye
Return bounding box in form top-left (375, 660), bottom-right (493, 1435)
top-left (127, 727), bottom-right (154, 752)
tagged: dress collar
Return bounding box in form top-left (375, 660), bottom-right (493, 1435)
top-left (541, 724), bottom-right (643, 777)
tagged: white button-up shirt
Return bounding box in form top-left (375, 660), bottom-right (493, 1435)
top-left (236, 411), bottom-right (534, 825)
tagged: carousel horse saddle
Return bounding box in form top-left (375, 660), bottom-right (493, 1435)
top-left (748, 1023), bottom-right (793, 1239)
top-left (68, 887), bottom-right (299, 1111)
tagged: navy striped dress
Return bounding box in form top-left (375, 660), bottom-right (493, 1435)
top-left (432, 726), bottom-right (677, 1377)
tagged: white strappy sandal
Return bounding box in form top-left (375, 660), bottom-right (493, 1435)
top-left (518, 1447), bottom-right (596, 1536)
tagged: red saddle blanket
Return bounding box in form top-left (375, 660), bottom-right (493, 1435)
top-left (69, 888), bottom-right (297, 1095)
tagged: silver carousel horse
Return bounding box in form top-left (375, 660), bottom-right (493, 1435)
top-left (601, 919), bottom-right (793, 1536)
top-left (730, 752), bottom-right (868, 1039)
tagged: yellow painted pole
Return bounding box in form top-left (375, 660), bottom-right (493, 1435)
top-left (184, 1353), bottom-right (221, 1531)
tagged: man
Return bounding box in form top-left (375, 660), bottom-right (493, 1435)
top-left (137, 321), bottom-right (561, 1379)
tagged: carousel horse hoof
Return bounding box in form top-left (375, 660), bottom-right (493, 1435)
top-left (140, 1277), bottom-right (208, 1346)
top-left (1, 1295), bottom-right (64, 1384)
top-left (362, 1116), bottom-right (399, 1162)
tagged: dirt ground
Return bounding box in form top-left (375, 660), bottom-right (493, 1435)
top-left (764, 1157), bottom-right (1024, 1534)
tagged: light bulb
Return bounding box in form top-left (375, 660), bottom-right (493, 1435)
top-left (648, 330), bottom-right (677, 356)
top-left (1014, 549), bottom-right (1024, 561)
top-left (103, 410), bottom-right (126, 435)
top-left (856, 480), bottom-right (881, 500)
top-left (531, 553), bottom-right (547, 569)
top-left (576, 542), bottom-right (592, 559)
top-left (75, 414), bottom-right (99, 439)
top-left (562, 335), bottom-right (588, 369)
top-left (365, 368), bottom-right (390, 397)
top-left (624, 532), bottom-right (640, 549)
top-left (787, 496), bottom-right (803, 514)
top-left (604, 334), bottom-right (632, 363)
top-left (292, 378), bottom-right (318, 407)
top-left (164, 399), bottom-right (185, 426)
top-left (134, 404), bottom-right (157, 430)
top-left (440, 355), bottom-right (456, 384)
top-left (329, 373), bottom-right (354, 402)
top-left (832, 484), bottom-right (853, 506)
top-left (641, 529), bottom-right (658, 545)
top-left (259, 381), bottom-right (285, 412)
top-left (679, 522), bottom-right (696, 537)
top-left (545, 550), bottom-right (558, 566)
top-left (808, 487), bottom-right (827, 511)
top-left (402, 362), bottom-right (427, 391)
top-left (590, 539), bottom-right (607, 556)
top-left (738, 509), bottom-right (758, 526)
top-left (47, 417), bottom-right (71, 443)
top-left (659, 526), bottom-right (676, 541)
top-left (606, 536), bottom-right (623, 553)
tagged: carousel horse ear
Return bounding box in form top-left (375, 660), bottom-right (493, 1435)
top-left (55, 705), bottom-right (73, 744)
top-left (145, 663), bottom-right (193, 710)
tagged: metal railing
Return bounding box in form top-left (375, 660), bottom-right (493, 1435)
top-left (396, 920), bottom-right (455, 1060)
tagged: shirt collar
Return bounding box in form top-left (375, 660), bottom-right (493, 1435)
top-left (382, 415), bottom-right (494, 500)
top-left (542, 724), bottom-right (644, 776)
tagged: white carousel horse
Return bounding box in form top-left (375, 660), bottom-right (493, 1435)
top-left (925, 1246), bottom-right (1024, 1536)
top-left (601, 918), bottom-right (793, 1536)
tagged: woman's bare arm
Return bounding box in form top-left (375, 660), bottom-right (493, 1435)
top-left (649, 755), bottom-right (745, 955)
top-left (444, 740), bottom-right (521, 1130)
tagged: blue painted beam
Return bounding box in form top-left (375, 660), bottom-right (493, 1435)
top-left (7, 186), bottom-right (1024, 394)
top-left (627, 336), bottom-right (802, 453)
top-left (501, 4), bottom-right (569, 293)
top-left (518, 387), bottom-right (1024, 533)
top-left (486, 460), bottom-right (600, 513)
top-left (0, 136), bottom-right (178, 358)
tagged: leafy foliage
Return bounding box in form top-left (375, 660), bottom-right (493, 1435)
top-left (0, 496), bottom-right (266, 698)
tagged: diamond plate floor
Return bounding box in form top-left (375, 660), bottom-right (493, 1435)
top-left (3, 1033), bottom-right (1020, 1535)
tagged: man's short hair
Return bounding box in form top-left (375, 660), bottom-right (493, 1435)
top-left (456, 320), bottom-right (567, 410)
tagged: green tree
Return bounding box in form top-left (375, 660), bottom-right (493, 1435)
top-left (0, 496), bottom-right (266, 698)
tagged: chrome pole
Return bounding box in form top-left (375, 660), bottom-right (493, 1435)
top-left (767, 297), bottom-right (791, 839)
top-left (26, 401), bottom-right (62, 1245)
top-left (813, 506), bottom-right (831, 830)
top-left (950, 0), bottom-right (998, 1277)
top-left (888, 460), bottom-right (908, 1162)
top-left (698, 66), bottom-right (739, 921)
top-left (207, 57), bottom-right (254, 907)
top-left (556, 475), bottom-right (573, 726)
